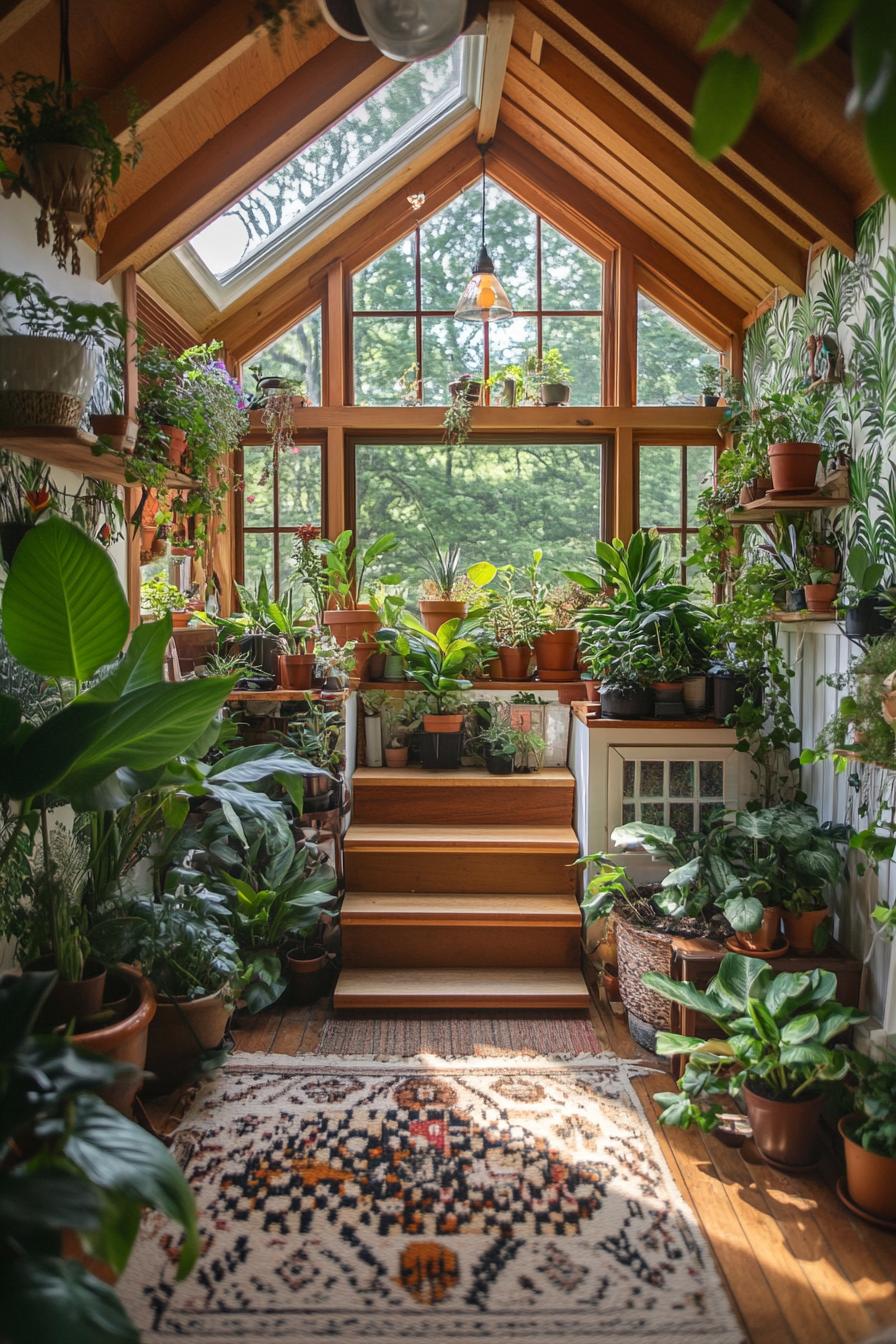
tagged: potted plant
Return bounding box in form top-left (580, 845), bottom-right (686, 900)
top-left (0, 453), bottom-right (55, 562)
top-left (761, 389), bottom-right (827, 493)
top-left (804, 566), bottom-right (839, 613)
top-left (418, 531), bottom-right (469, 632)
top-left (442, 381), bottom-right (475, 447)
top-left (447, 371), bottom-right (482, 403)
top-left (383, 694), bottom-right (426, 767)
top-left (537, 348), bottom-right (573, 406)
top-left (839, 544), bottom-right (890, 637)
top-left (838, 1050), bottom-right (896, 1225)
top-left (0, 73), bottom-right (142, 271)
top-left (141, 572), bottom-right (193, 627)
top-left (757, 520), bottom-right (814, 611)
top-left (781, 887), bottom-right (831, 956)
top-left (485, 361), bottom-right (524, 407)
top-left (319, 529), bottom-right (400, 670)
top-left (0, 269), bottom-right (126, 430)
top-left (512, 725), bottom-right (547, 773)
top-left (597, 663), bottom-right (656, 719)
top-left (174, 344), bottom-right (247, 572)
top-left (280, 695), bottom-right (344, 811)
top-left (646, 952), bottom-right (864, 1170)
top-left (467, 556), bottom-right (542, 680)
top-left (535, 581), bottom-right (587, 678)
top-left (217, 569), bottom-right (293, 675)
top-left (698, 360), bottom-right (721, 406)
top-left (476, 706), bottom-right (517, 775)
top-left (391, 612), bottom-right (479, 770)
top-left (0, 972), bottom-right (198, 1341)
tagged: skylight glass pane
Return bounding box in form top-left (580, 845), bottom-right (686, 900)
top-left (191, 48), bottom-right (463, 279)
top-left (250, 308), bottom-right (322, 405)
top-left (541, 222), bottom-right (602, 310)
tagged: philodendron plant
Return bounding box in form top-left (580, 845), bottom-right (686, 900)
top-left (643, 952), bottom-right (865, 1132)
top-left (386, 611), bottom-right (481, 710)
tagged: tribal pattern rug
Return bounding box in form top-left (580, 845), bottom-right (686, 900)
top-left (119, 1053), bottom-right (743, 1343)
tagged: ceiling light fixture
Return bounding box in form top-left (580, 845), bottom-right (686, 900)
top-left (319, 0), bottom-right (484, 61)
top-left (454, 143), bottom-right (513, 324)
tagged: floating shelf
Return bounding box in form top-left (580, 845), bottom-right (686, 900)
top-left (0, 427), bottom-right (195, 490)
top-left (766, 610), bottom-right (840, 623)
top-left (726, 493), bottom-right (850, 524)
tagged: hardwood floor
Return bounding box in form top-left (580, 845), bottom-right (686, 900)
top-left (145, 992), bottom-right (896, 1344)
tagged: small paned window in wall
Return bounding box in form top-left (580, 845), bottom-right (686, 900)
top-left (613, 749), bottom-right (731, 840)
top-left (238, 441), bottom-right (323, 598)
top-left (352, 182), bottom-right (603, 405)
top-left (250, 308), bottom-right (323, 406)
top-left (636, 293), bottom-right (720, 405)
top-left (636, 443), bottom-right (716, 585)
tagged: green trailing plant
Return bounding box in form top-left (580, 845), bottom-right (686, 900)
top-left (0, 971), bottom-right (198, 1343)
top-left (845, 1050), bottom-right (896, 1159)
top-left (442, 387), bottom-right (474, 447)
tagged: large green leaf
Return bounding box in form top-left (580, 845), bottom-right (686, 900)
top-left (697, 0), bottom-right (754, 51)
top-left (691, 50), bottom-right (761, 160)
top-left (796, 0), bottom-right (857, 61)
top-left (712, 952), bottom-right (770, 1010)
top-left (854, 0), bottom-right (896, 198)
top-left (0, 1256), bottom-right (138, 1344)
top-left (1, 517), bottom-right (129, 682)
top-left (748, 997), bottom-right (780, 1045)
top-left (65, 1095), bottom-right (198, 1278)
top-left (734, 809), bottom-right (772, 838)
top-left (641, 972), bottom-right (729, 1022)
top-left (764, 971), bottom-right (812, 1019)
top-left (781, 1013), bottom-right (820, 1045)
top-left (721, 893), bottom-right (764, 932)
top-left (0, 1168), bottom-right (101, 1231)
top-left (79, 617), bottom-right (173, 703)
top-left (0, 701), bottom-right (114, 800)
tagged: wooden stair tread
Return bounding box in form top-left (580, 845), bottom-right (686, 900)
top-left (334, 966), bottom-right (590, 1008)
top-left (351, 766), bottom-right (574, 787)
top-left (342, 892), bottom-right (581, 922)
top-left (344, 824), bottom-right (580, 850)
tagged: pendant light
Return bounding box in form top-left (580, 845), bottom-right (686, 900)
top-left (454, 145), bottom-right (513, 324)
top-left (350, 0), bottom-right (467, 60)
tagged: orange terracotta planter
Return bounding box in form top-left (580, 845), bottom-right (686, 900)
top-left (533, 629), bottom-right (580, 672)
top-left (419, 599), bottom-right (467, 634)
top-left (423, 713), bottom-right (464, 733)
top-left (72, 965), bottom-right (156, 1117)
top-left (734, 905), bottom-right (782, 952)
top-left (782, 907), bottom-right (829, 954)
top-left (323, 605), bottom-right (381, 646)
top-left (498, 645), bottom-right (533, 680)
top-left (159, 424), bottom-right (187, 468)
top-left (839, 1117), bottom-right (896, 1223)
top-left (768, 441), bottom-right (820, 492)
top-left (279, 652), bottom-right (315, 689)
top-left (804, 581), bottom-right (839, 612)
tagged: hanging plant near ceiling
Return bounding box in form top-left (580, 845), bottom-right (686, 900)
top-left (0, 2), bottom-right (144, 272)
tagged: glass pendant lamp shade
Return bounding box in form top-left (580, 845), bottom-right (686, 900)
top-left (454, 244), bottom-right (513, 322)
top-left (353, 0), bottom-right (467, 60)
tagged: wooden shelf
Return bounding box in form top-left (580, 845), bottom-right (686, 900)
top-left (766, 610), bottom-right (839, 623)
top-left (835, 749), bottom-right (895, 770)
top-left (0, 428), bottom-right (195, 490)
top-left (333, 966), bottom-right (590, 1009)
top-left (727, 493), bottom-right (850, 524)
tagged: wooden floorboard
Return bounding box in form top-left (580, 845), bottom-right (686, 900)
top-left (142, 993), bottom-right (895, 1344)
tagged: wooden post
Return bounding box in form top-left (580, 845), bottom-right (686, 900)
top-left (614, 426), bottom-right (634, 543)
top-left (122, 269), bottom-right (141, 626)
top-left (325, 261), bottom-right (346, 409)
top-left (325, 426), bottom-right (347, 539)
top-left (614, 247), bottom-right (637, 408)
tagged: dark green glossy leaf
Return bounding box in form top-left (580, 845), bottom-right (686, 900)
top-left (692, 51), bottom-right (761, 160)
top-left (0, 1168), bottom-right (101, 1231)
top-left (1, 701), bottom-right (113, 800)
top-left (698, 0), bottom-right (754, 49)
top-left (713, 951), bottom-right (771, 1010)
top-left (78, 616), bottom-right (172, 703)
top-left (0, 1255), bottom-right (138, 1344)
top-left (796, 0), bottom-right (857, 61)
top-left (0, 970), bottom-right (57, 1056)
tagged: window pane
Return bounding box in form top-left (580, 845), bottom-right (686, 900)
top-left (540, 222), bottom-right (602, 310)
top-left (699, 761), bottom-right (724, 798)
top-left (669, 761), bottom-right (694, 796)
top-left (251, 308), bottom-right (322, 406)
top-left (642, 803), bottom-right (665, 826)
top-left (687, 445), bottom-right (715, 525)
top-left (639, 446), bottom-right (680, 529)
top-left (277, 444), bottom-right (322, 528)
top-left (421, 317), bottom-right (483, 404)
top-left (355, 442), bottom-right (602, 598)
top-left (420, 181), bottom-right (537, 310)
top-left (623, 760), bottom-right (635, 797)
top-left (243, 531), bottom-right (275, 597)
top-left (354, 316), bottom-right (416, 405)
top-left (354, 235), bottom-right (416, 311)
top-left (243, 447), bottom-right (274, 526)
top-left (670, 803), bottom-right (695, 839)
top-left (637, 294), bottom-right (717, 405)
top-left (487, 316), bottom-right (537, 390)
top-left (639, 761), bottom-right (664, 797)
top-left (542, 315), bottom-right (601, 405)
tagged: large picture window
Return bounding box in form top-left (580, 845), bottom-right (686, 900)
top-left (237, 442), bottom-right (323, 597)
top-left (354, 440), bottom-right (605, 599)
top-left (353, 183), bottom-right (603, 406)
top-left (636, 443), bottom-right (716, 583)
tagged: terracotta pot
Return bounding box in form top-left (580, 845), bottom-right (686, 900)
top-left (804, 581), bottom-right (839, 612)
top-left (768, 441), bottom-right (821, 492)
top-left (782, 907), bottom-right (829, 955)
top-left (419, 598), bottom-right (467, 634)
top-left (286, 945), bottom-right (333, 1005)
top-left (487, 657), bottom-right (503, 680)
top-left (533, 629), bottom-right (580, 672)
top-left (650, 680), bottom-right (684, 702)
top-left (735, 905), bottom-right (782, 952)
top-left (498, 645), bottom-right (533, 680)
top-left (352, 639), bottom-right (379, 682)
top-left (28, 954), bottom-right (106, 1028)
top-left (385, 745), bottom-right (409, 767)
top-left (323, 604), bottom-right (381, 646)
top-left (810, 544), bottom-right (838, 572)
top-left (144, 989), bottom-right (231, 1096)
top-left (603, 965), bottom-right (621, 1002)
top-left (279, 652), bottom-right (315, 689)
top-left (583, 678), bottom-right (599, 702)
top-left (755, 476), bottom-right (773, 496)
top-left (172, 625), bottom-right (217, 673)
top-left (170, 610), bottom-right (192, 627)
top-left (839, 1116), bottom-right (896, 1222)
top-left (159, 424), bottom-right (187, 468)
top-left (367, 651), bottom-right (387, 680)
top-left (72, 965), bottom-right (156, 1116)
top-left (90, 413), bottom-right (137, 452)
top-left (423, 713), bottom-right (464, 733)
top-left (744, 1084), bottom-right (825, 1169)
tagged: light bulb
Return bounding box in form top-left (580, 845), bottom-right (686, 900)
top-left (477, 283), bottom-right (496, 309)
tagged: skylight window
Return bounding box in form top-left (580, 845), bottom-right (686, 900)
top-left (187, 40), bottom-right (477, 291)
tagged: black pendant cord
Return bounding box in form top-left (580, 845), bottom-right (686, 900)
top-left (58, 0), bottom-right (73, 106)
top-left (480, 145), bottom-right (487, 250)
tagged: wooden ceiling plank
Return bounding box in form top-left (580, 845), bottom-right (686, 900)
top-left (96, 41), bottom-right (400, 281)
top-left (489, 123), bottom-right (747, 335)
top-left (500, 93), bottom-right (766, 311)
top-left (523, 0), bottom-right (856, 257)
top-left (507, 47), bottom-right (806, 294)
top-left (477, 0), bottom-right (516, 144)
top-left (97, 0), bottom-right (301, 140)
top-left (0, 0), bottom-right (51, 45)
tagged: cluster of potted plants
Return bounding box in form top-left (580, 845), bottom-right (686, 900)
top-left (466, 550), bottom-right (583, 682)
top-left (442, 348), bottom-right (575, 444)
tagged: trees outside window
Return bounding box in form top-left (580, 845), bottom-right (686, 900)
top-left (250, 308), bottom-right (322, 407)
top-left (637, 443), bottom-right (716, 585)
top-left (353, 183), bottom-right (603, 406)
top-left (637, 295), bottom-right (719, 405)
top-left (238, 442), bottom-right (322, 597)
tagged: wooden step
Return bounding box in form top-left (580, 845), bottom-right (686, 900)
top-left (343, 824), bottom-right (580, 893)
top-left (333, 966), bottom-right (590, 1010)
top-left (350, 765), bottom-right (575, 826)
top-left (341, 892), bottom-right (581, 968)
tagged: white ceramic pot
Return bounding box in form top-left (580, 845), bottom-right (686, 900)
top-left (682, 674), bottom-right (706, 713)
top-left (364, 712), bottom-right (384, 767)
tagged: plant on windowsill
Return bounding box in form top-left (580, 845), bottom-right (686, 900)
top-left (247, 367), bottom-right (305, 485)
top-left (537, 348), bottom-right (573, 406)
top-left (485, 362), bottom-right (524, 406)
top-left (467, 552), bottom-right (549, 681)
top-left (417, 530), bottom-right (472, 632)
top-left (442, 381), bottom-right (475, 447)
top-left (644, 951), bottom-right (865, 1170)
top-left (698, 360), bottom-right (721, 406)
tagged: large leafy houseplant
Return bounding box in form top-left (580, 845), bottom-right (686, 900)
top-left (389, 612), bottom-right (480, 713)
top-left (0, 971), bottom-right (198, 1344)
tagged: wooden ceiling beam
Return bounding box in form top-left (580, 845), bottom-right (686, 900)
top-left (96, 0), bottom-right (289, 140)
top-left (477, 0), bottom-right (516, 144)
top-left (507, 45), bottom-right (806, 295)
top-left (0, 0), bottom-right (50, 45)
top-left (97, 40), bottom-right (400, 282)
top-left (489, 124), bottom-right (746, 338)
top-left (524, 0), bottom-right (856, 257)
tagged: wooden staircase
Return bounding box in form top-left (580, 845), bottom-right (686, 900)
top-left (334, 766), bottom-right (589, 1010)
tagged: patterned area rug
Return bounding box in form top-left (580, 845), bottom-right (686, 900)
top-left (315, 1011), bottom-right (602, 1057)
top-left (119, 1053), bottom-right (743, 1343)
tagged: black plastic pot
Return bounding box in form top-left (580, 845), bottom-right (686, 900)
top-left (239, 632), bottom-right (287, 675)
top-left (485, 749), bottom-right (514, 775)
top-left (0, 521), bottom-right (31, 564)
top-left (786, 587), bottom-right (807, 612)
top-left (600, 685), bottom-right (655, 719)
top-left (844, 595), bottom-right (891, 638)
top-left (713, 671), bottom-right (763, 721)
top-left (420, 730), bottom-right (462, 770)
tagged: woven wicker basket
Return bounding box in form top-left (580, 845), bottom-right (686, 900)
top-left (615, 914), bottom-right (676, 1031)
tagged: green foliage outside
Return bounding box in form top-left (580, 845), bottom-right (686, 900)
top-left (636, 294), bottom-right (717, 405)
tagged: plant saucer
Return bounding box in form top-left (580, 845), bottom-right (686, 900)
top-left (725, 935), bottom-right (790, 960)
top-left (535, 669), bottom-right (581, 682)
top-left (760, 1149), bottom-right (821, 1175)
top-left (836, 1176), bottom-right (896, 1229)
